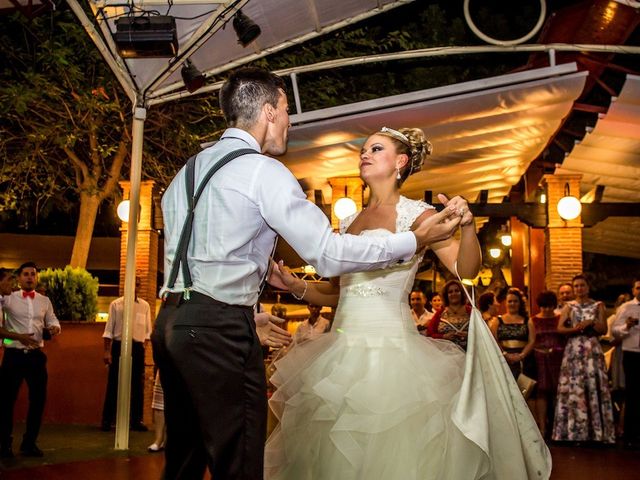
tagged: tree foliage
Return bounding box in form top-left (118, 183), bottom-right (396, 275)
top-left (38, 266), bottom-right (99, 321)
top-left (0, 5), bottom-right (223, 265)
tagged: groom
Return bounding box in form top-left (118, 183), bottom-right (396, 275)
top-left (152, 67), bottom-right (463, 479)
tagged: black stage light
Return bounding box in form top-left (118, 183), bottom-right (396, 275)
top-left (114, 15), bottom-right (178, 58)
top-left (181, 59), bottom-right (206, 93)
top-left (232, 10), bottom-right (261, 47)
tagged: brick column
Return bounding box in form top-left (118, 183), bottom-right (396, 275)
top-left (543, 174), bottom-right (583, 294)
top-left (329, 177), bottom-right (364, 230)
top-left (119, 180), bottom-right (160, 425)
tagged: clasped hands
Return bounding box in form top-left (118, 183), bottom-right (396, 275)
top-left (413, 194), bottom-right (473, 250)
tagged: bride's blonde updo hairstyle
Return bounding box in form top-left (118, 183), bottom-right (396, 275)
top-left (376, 127), bottom-right (432, 185)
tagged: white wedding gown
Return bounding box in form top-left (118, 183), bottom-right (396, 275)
top-left (265, 197), bottom-right (551, 480)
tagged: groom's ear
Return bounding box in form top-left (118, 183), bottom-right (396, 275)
top-left (264, 102), bottom-right (276, 123)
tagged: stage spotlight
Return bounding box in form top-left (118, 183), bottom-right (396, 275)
top-left (181, 59), bottom-right (206, 93)
top-left (233, 10), bottom-right (261, 47)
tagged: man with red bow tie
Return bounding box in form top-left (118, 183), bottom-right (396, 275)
top-left (0, 262), bottom-right (60, 458)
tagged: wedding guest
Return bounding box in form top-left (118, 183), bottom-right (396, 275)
top-left (552, 274), bottom-right (615, 444)
top-left (489, 287), bottom-right (535, 380)
top-left (612, 279), bottom-right (640, 448)
top-left (531, 290), bottom-right (565, 438)
top-left (0, 262), bottom-right (61, 458)
top-left (426, 280), bottom-right (471, 351)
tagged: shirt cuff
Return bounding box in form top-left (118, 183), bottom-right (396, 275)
top-left (389, 231), bottom-right (417, 264)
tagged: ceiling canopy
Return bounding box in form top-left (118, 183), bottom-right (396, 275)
top-left (283, 63), bottom-right (587, 206)
top-left (557, 74), bottom-right (640, 259)
top-left (67, 0), bottom-right (413, 105)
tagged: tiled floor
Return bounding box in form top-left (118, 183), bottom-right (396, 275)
top-left (1, 424), bottom-right (639, 479)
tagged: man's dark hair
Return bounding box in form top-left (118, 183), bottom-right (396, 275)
top-left (219, 67), bottom-right (287, 129)
top-left (0, 267), bottom-right (13, 281)
top-left (536, 290), bottom-right (558, 309)
top-left (478, 292), bottom-right (495, 313)
top-left (16, 261), bottom-right (38, 275)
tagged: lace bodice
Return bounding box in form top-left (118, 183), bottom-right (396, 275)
top-left (335, 196), bottom-right (434, 336)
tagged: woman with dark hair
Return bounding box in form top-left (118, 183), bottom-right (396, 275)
top-left (426, 279), bottom-right (471, 351)
top-left (478, 291), bottom-right (500, 324)
top-left (552, 274), bottom-right (615, 444)
top-left (531, 290), bottom-right (565, 438)
top-left (489, 287), bottom-right (535, 379)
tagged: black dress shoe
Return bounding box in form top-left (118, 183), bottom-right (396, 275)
top-left (20, 444), bottom-right (44, 457)
top-left (130, 422), bottom-right (148, 432)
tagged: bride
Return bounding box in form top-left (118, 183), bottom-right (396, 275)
top-left (265, 127), bottom-right (551, 479)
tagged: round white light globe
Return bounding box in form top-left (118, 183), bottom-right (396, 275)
top-left (500, 234), bottom-right (512, 247)
top-left (557, 196), bottom-right (582, 221)
top-left (117, 200), bottom-right (130, 222)
top-left (489, 247), bottom-right (502, 259)
top-left (333, 197), bottom-right (357, 220)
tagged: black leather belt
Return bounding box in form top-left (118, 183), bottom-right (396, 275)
top-left (163, 291), bottom-right (251, 312)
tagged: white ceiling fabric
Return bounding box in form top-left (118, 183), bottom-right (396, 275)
top-left (556, 74), bottom-right (640, 259)
top-left (283, 63), bottom-right (587, 204)
top-left (78, 0), bottom-right (413, 103)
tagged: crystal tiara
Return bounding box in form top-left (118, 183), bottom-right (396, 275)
top-left (379, 127), bottom-right (411, 147)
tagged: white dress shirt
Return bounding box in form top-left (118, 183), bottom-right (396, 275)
top-left (160, 128), bottom-right (417, 306)
top-left (2, 290), bottom-right (61, 349)
top-left (412, 309), bottom-right (433, 327)
top-left (612, 298), bottom-right (640, 353)
top-left (102, 297), bottom-right (151, 343)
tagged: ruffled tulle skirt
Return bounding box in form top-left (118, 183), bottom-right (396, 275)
top-left (265, 304), bottom-right (551, 480)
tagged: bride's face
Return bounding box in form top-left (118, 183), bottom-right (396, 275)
top-left (359, 134), bottom-right (408, 184)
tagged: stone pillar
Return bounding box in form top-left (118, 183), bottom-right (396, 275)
top-left (328, 177), bottom-right (364, 230)
top-left (119, 180), bottom-right (160, 425)
top-left (543, 174), bottom-right (583, 294)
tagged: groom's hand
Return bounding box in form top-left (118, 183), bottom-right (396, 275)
top-left (413, 205), bottom-right (461, 250)
top-left (255, 312), bottom-right (292, 348)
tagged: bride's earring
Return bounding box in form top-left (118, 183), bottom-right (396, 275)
top-left (396, 168), bottom-right (401, 180)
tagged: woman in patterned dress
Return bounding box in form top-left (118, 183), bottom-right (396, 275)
top-left (426, 279), bottom-right (471, 351)
top-left (552, 273), bottom-right (615, 444)
top-left (531, 290), bottom-right (566, 438)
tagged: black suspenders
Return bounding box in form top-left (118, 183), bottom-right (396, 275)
top-left (165, 148), bottom-right (256, 299)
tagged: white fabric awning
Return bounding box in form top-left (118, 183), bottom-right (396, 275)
top-left (68, 0), bottom-right (413, 104)
top-left (283, 63), bottom-right (587, 205)
top-left (556, 74), bottom-right (640, 259)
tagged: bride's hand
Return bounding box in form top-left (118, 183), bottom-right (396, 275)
top-left (438, 194), bottom-right (473, 227)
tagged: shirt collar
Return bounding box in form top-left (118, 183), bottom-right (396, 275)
top-left (219, 128), bottom-right (262, 152)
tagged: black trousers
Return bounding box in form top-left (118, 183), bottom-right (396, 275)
top-left (101, 340), bottom-right (146, 426)
top-left (623, 351), bottom-right (640, 443)
top-left (0, 348), bottom-right (48, 447)
top-left (152, 293), bottom-right (266, 480)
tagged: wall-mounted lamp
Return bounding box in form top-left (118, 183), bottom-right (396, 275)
top-left (333, 186), bottom-right (357, 220)
top-left (117, 200), bottom-right (131, 222)
top-left (557, 183), bottom-right (582, 221)
top-left (117, 199), bottom-right (141, 223)
top-left (489, 247), bottom-right (502, 259)
top-left (498, 224), bottom-right (512, 247)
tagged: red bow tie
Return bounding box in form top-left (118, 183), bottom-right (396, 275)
top-left (22, 291), bottom-right (35, 299)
